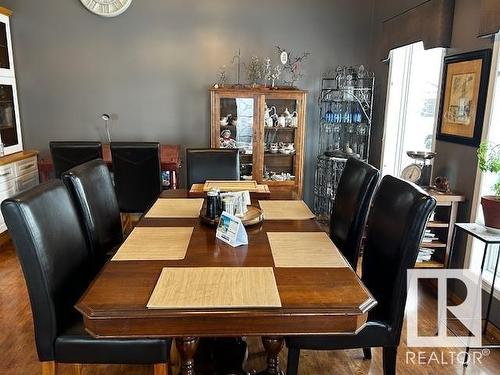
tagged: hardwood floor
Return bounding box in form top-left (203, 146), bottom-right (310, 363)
top-left (1, 241), bottom-right (499, 374)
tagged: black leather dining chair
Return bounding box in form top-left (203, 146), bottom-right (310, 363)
top-left (62, 159), bottom-right (123, 270)
top-left (110, 142), bottom-right (162, 213)
top-left (186, 148), bottom-right (240, 188)
top-left (330, 158), bottom-right (379, 270)
top-left (49, 141), bottom-right (102, 178)
top-left (286, 176), bottom-right (436, 375)
top-left (1, 180), bottom-right (171, 375)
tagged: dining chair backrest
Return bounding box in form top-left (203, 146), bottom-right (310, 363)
top-left (330, 158), bottom-right (379, 270)
top-left (1, 180), bottom-right (92, 361)
top-left (49, 141), bottom-right (102, 178)
top-left (62, 159), bottom-right (123, 269)
top-left (186, 148), bottom-right (240, 188)
top-left (361, 175), bottom-right (436, 340)
top-left (110, 142), bottom-right (162, 213)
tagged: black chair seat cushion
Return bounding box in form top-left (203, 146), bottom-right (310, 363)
top-left (55, 317), bottom-right (171, 364)
top-left (286, 321), bottom-right (393, 350)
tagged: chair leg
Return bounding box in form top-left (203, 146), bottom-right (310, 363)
top-left (72, 364), bottom-right (82, 375)
top-left (363, 347), bottom-right (372, 360)
top-left (286, 347), bottom-right (300, 375)
top-left (154, 363), bottom-right (169, 375)
top-left (383, 346), bottom-right (397, 375)
top-left (41, 361), bottom-right (57, 375)
top-left (170, 343), bottom-right (180, 366)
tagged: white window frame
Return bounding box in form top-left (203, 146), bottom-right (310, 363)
top-left (380, 42), bottom-right (445, 177)
top-left (465, 33), bottom-right (500, 298)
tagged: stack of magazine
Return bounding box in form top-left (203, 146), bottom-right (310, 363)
top-left (417, 230), bottom-right (437, 263)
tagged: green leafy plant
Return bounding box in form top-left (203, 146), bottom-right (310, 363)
top-left (477, 141), bottom-right (500, 196)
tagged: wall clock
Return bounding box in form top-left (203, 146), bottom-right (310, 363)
top-left (80, 0), bottom-right (133, 18)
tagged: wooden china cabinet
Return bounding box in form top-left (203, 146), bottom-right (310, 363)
top-left (0, 7), bottom-right (40, 234)
top-left (210, 86), bottom-right (307, 198)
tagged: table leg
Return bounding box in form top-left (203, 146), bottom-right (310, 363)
top-left (479, 243), bottom-right (489, 334)
top-left (175, 337), bottom-right (199, 375)
top-left (484, 246), bottom-right (500, 334)
top-left (446, 226), bottom-right (458, 269)
top-left (256, 336), bottom-right (284, 375)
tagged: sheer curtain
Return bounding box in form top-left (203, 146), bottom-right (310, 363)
top-left (381, 42), bottom-right (444, 177)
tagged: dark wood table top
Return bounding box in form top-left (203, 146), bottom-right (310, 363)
top-left (77, 191), bottom-right (376, 338)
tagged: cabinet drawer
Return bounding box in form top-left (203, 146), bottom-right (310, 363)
top-left (15, 156), bottom-right (38, 177)
top-left (0, 182), bottom-right (17, 229)
top-left (0, 183), bottom-right (16, 201)
top-left (0, 163), bottom-right (15, 184)
top-left (16, 170), bottom-right (39, 193)
top-left (0, 177), bottom-right (16, 194)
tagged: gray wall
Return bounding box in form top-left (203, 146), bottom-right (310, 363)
top-left (4, 0), bottom-right (375, 202)
top-left (434, 0), bottom-right (492, 266)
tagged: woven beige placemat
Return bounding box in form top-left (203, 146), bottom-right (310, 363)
top-left (190, 183), bottom-right (270, 194)
top-left (147, 267), bottom-right (282, 309)
top-left (112, 227), bottom-right (193, 261)
top-left (267, 232), bottom-right (349, 268)
top-left (203, 180), bottom-right (259, 192)
top-left (258, 200), bottom-right (315, 220)
top-left (145, 198), bottom-right (204, 218)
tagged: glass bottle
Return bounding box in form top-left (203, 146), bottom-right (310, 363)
top-left (343, 102), bottom-right (352, 123)
top-left (353, 103), bottom-right (362, 124)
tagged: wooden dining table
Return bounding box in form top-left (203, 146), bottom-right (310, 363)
top-left (76, 190), bottom-right (376, 375)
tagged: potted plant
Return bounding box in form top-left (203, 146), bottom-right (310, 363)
top-left (477, 141), bottom-right (500, 229)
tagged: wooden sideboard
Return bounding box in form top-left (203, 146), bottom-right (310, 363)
top-left (38, 144), bottom-right (182, 189)
top-left (0, 150), bottom-right (40, 233)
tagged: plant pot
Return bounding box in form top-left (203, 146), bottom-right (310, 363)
top-left (481, 196), bottom-right (500, 229)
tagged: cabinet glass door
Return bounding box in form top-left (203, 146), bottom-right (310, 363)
top-left (0, 23), bottom-right (9, 70)
top-left (262, 96), bottom-right (299, 183)
top-left (218, 96), bottom-right (255, 180)
top-left (0, 80), bottom-right (22, 153)
top-left (0, 15), bottom-right (13, 77)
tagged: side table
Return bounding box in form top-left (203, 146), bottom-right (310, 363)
top-left (448, 223), bottom-right (500, 360)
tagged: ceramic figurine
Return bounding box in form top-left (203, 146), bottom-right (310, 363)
top-left (220, 129), bottom-right (237, 149)
top-left (264, 105), bottom-right (277, 128)
top-left (434, 176), bottom-right (451, 193)
top-left (269, 143), bottom-right (279, 153)
top-left (220, 114), bottom-right (231, 126)
top-left (290, 111), bottom-right (298, 127)
top-left (284, 108), bottom-right (293, 127)
top-left (277, 114), bottom-right (286, 128)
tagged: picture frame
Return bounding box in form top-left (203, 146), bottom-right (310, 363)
top-left (436, 49), bottom-right (492, 147)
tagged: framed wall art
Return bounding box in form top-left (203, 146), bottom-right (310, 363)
top-left (436, 49), bottom-right (492, 147)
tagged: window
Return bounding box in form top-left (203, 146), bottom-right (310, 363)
top-left (469, 34), bottom-right (500, 289)
top-left (381, 42), bottom-right (445, 177)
